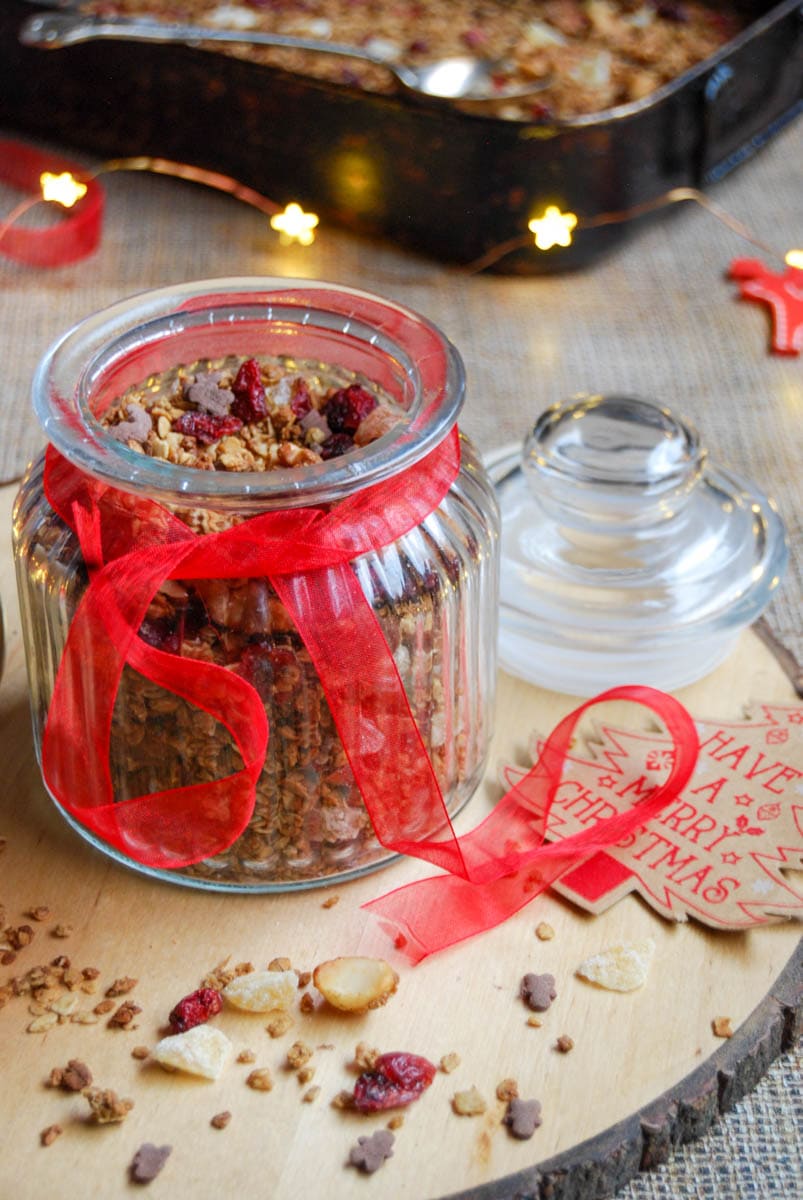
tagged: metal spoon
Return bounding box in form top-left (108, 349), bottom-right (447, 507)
top-left (20, 12), bottom-right (549, 104)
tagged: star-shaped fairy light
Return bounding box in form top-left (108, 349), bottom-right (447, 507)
top-left (528, 205), bottom-right (577, 251)
top-left (270, 202), bottom-right (319, 246)
top-left (40, 170), bottom-right (88, 208)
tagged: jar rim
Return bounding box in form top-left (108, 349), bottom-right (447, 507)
top-left (33, 277), bottom-right (465, 511)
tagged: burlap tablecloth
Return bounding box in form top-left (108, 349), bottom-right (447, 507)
top-left (1, 115), bottom-right (800, 1197)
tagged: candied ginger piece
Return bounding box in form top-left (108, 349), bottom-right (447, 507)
top-left (153, 1025), bottom-right (232, 1079)
top-left (576, 937), bottom-right (655, 992)
top-left (222, 970), bottom-right (297, 1013)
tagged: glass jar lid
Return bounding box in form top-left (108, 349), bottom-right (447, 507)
top-left (490, 393), bottom-right (788, 695)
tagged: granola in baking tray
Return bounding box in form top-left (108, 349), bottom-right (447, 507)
top-left (22, 349), bottom-right (485, 887)
top-left (81, 0), bottom-right (745, 120)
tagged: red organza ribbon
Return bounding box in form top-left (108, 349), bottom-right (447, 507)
top-left (0, 140), bottom-right (104, 267)
top-left (42, 430), bottom-right (462, 867)
top-left (365, 684), bottom-right (699, 961)
top-left (42, 429), bottom-right (699, 961)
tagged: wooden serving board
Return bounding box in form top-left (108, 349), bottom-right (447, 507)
top-left (0, 481), bottom-right (799, 1200)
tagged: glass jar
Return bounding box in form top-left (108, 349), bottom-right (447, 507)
top-left (13, 279), bottom-right (499, 891)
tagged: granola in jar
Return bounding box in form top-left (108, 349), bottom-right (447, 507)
top-left (13, 280), bottom-right (499, 890)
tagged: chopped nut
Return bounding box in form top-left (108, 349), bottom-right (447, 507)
top-left (105, 976), bottom-right (137, 997)
top-left (331, 1089), bottom-right (354, 1110)
top-left (440, 1052), bottom-right (461, 1074)
top-left (70, 1011), bottom-right (100, 1025)
top-left (27, 907), bottom-right (51, 923)
top-left (237, 1049), bottom-right (256, 1064)
top-left (223, 970), bottom-right (296, 1013)
top-left (27, 1012), bottom-right (58, 1033)
top-left (267, 957), bottom-right (292, 972)
top-left (85, 1087), bottom-right (134, 1124)
top-left (496, 1078), bottom-right (519, 1102)
top-left (295, 971), bottom-right (312, 988)
top-left (40, 1124), bottom-right (63, 1147)
top-left (312, 956), bottom-right (399, 1013)
top-left (211, 1111), bottom-right (232, 1129)
top-left (535, 922), bottom-right (555, 941)
top-left (50, 992), bottom-right (79, 1018)
top-left (266, 1013), bottom-right (294, 1038)
top-left (129, 1143), bottom-right (171, 1183)
top-left (93, 999), bottom-right (115, 1015)
top-left (108, 1000), bottom-right (141, 1028)
top-left (451, 1087), bottom-right (487, 1117)
top-left (712, 1016), bottom-right (734, 1038)
top-left (81, 967), bottom-right (100, 980)
top-left (555, 1035), bottom-right (574, 1053)
top-left (1, 951), bottom-right (16, 967)
top-left (153, 1025), bottom-right (233, 1080)
top-left (576, 938), bottom-right (655, 992)
top-left (299, 992), bottom-right (315, 1014)
top-left (246, 1068), bottom-right (274, 1091)
top-left (52, 924), bottom-right (73, 939)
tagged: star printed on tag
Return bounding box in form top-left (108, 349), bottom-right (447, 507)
top-left (734, 793), bottom-right (754, 807)
top-left (729, 258), bottom-right (803, 355)
top-left (597, 775), bottom-right (618, 789)
top-left (721, 852), bottom-right (742, 865)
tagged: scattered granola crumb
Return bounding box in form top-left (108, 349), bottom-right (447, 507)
top-left (52, 924), bottom-right (73, 939)
top-left (129, 1142), bottom-right (172, 1184)
top-left (268, 957), bottom-right (292, 972)
top-left (496, 1078), bottom-right (519, 1102)
top-left (712, 1016), bottom-right (734, 1038)
top-left (246, 1068), bottom-right (274, 1091)
top-left (85, 1087), bottom-right (134, 1124)
top-left (266, 1013), bottom-right (294, 1038)
top-left (354, 1042), bottom-right (380, 1071)
top-left (452, 1086), bottom-right (487, 1116)
top-left (40, 1124), bottom-right (63, 1147)
top-left (526, 1016), bottom-right (543, 1028)
top-left (387, 1115), bottom-right (404, 1131)
top-left (440, 1052), bottom-right (461, 1074)
top-left (286, 1041), bottom-right (313, 1070)
top-left (299, 992), bottom-right (315, 1014)
top-left (131, 1046), bottom-right (150, 1061)
top-left (348, 1129), bottom-right (395, 1174)
top-left (6, 924), bottom-right (34, 950)
top-left (47, 1059), bottom-right (92, 1092)
top-left (1, 951), bottom-right (15, 967)
top-left (520, 973), bottom-right (557, 1012)
top-left (297, 1067), bottom-right (315, 1086)
top-left (27, 906), bottom-right (51, 923)
top-left (105, 977), bottom-right (138, 997)
top-left (93, 999), bottom-right (115, 1015)
top-left (108, 1000), bottom-right (142, 1029)
top-left (302, 1086), bottom-right (320, 1104)
top-left (211, 1111), bottom-right (232, 1129)
top-left (321, 895), bottom-right (340, 909)
top-left (555, 1035), bottom-right (574, 1053)
top-left (504, 1097), bottom-right (543, 1140)
top-left (296, 970), bottom-right (312, 989)
top-left (82, 967), bottom-right (100, 981)
top-left (331, 1089), bottom-right (354, 1110)
top-left (535, 922), bottom-right (555, 941)
top-left (237, 1049), bottom-right (256, 1064)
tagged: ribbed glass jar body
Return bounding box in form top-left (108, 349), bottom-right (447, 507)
top-left (13, 280), bottom-right (499, 891)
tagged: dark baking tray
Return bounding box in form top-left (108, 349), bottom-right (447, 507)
top-left (2, 0), bottom-right (801, 272)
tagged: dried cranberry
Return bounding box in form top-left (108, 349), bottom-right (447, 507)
top-left (230, 358), bottom-right (267, 423)
top-left (290, 379), bottom-right (313, 420)
top-left (172, 412), bottom-right (243, 445)
top-left (240, 643), bottom-right (297, 701)
top-left (323, 384), bottom-right (378, 434)
top-left (352, 1052), bottom-right (436, 1113)
top-left (138, 615), bottom-right (182, 654)
top-left (168, 987), bottom-right (222, 1034)
top-left (320, 433), bottom-right (354, 461)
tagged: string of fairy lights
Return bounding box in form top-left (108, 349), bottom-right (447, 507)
top-left (0, 143), bottom-right (801, 277)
